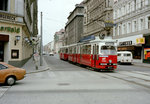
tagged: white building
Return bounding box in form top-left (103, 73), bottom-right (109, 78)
top-left (113, 0), bottom-right (150, 62)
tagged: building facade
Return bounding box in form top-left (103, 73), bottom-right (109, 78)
top-left (0, 0), bottom-right (38, 67)
top-left (43, 41), bottom-right (54, 54)
top-left (54, 29), bottom-right (65, 53)
top-left (83, 0), bottom-right (113, 39)
top-left (113, 0), bottom-right (150, 62)
top-left (65, 3), bottom-right (84, 45)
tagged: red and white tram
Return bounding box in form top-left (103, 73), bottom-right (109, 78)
top-left (60, 37), bottom-right (117, 71)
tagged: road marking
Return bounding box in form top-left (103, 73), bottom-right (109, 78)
top-left (0, 86), bottom-right (10, 99)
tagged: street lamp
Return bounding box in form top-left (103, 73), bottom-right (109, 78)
top-left (14, 35), bottom-right (21, 45)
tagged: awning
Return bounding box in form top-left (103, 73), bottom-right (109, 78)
top-left (0, 34), bottom-right (9, 42)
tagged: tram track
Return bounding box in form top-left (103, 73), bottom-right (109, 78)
top-left (86, 67), bottom-right (150, 89)
top-left (117, 71), bottom-right (150, 82)
top-left (104, 71), bottom-right (150, 90)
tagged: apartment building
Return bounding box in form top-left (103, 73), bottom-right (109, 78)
top-left (113, 0), bottom-right (150, 62)
top-left (65, 3), bottom-right (84, 45)
top-left (43, 41), bottom-right (54, 54)
top-left (54, 29), bottom-right (65, 53)
top-left (83, 0), bottom-right (113, 40)
top-left (0, 0), bottom-right (38, 67)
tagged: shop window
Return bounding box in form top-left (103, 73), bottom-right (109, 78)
top-left (0, 0), bottom-right (8, 11)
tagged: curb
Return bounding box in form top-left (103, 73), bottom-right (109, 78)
top-left (133, 63), bottom-right (150, 68)
top-left (26, 67), bottom-right (50, 74)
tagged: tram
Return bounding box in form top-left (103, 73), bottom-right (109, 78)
top-left (60, 36), bottom-right (117, 71)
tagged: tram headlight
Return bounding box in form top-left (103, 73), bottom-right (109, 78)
top-left (109, 60), bottom-right (112, 63)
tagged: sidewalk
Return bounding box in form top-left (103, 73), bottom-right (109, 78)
top-left (133, 59), bottom-right (150, 68)
top-left (22, 55), bottom-right (49, 74)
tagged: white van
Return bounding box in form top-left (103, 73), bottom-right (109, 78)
top-left (117, 51), bottom-right (133, 64)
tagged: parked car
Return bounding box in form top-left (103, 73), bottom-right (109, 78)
top-left (0, 62), bottom-right (26, 86)
top-left (49, 52), bottom-right (54, 56)
top-left (117, 51), bottom-right (133, 64)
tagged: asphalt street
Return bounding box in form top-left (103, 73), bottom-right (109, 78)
top-left (0, 55), bottom-right (150, 104)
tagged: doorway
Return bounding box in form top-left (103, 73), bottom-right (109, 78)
top-left (0, 42), bottom-right (4, 62)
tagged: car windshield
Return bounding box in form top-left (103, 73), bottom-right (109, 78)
top-left (0, 64), bottom-right (8, 70)
top-left (124, 53), bottom-right (131, 56)
top-left (101, 45), bottom-right (117, 55)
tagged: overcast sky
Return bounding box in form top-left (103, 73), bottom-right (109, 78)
top-left (38, 0), bottom-right (83, 45)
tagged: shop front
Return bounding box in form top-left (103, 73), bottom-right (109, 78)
top-left (0, 22), bottom-right (33, 67)
top-left (117, 35), bottom-right (144, 59)
top-left (143, 34), bottom-right (150, 63)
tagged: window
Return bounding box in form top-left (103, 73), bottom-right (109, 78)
top-left (134, 21), bottom-right (137, 32)
top-left (101, 46), bottom-right (117, 55)
top-left (134, 0), bottom-right (137, 10)
top-left (11, 50), bottom-right (19, 59)
top-left (141, 0), bottom-right (145, 7)
top-left (140, 19), bottom-right (144, 30)
top-left (117, 54), bottom-right (121, 56)
top-left (123, 5), bottom-right (126, 15)
top-left (0, 64), bottom-right (8, 70)
top-left (128, 2), bottom-right (131, 13)
top-left (148, 17), bottom-right (150, 29)
top-left (124, 54), bottom-right (131, 56)
top-left (0, 0), bottom-right (8, 11)
top-left (122, 24), bottom-right (126, 34)
top-left (128, 22), bottom-right (131, 33)
top-left (114, 26), bottom-right (118, 36)
top-left (119, 25), bottom-right (121, 35)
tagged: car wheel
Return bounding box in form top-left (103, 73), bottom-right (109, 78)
top-left (6, 77), bottom-right (16, 86)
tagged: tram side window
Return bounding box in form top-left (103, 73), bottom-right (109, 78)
top-left (87, 45), bottom-right (91, 54)
top-left (74, 47), bottom-right (76, 54)
top-left (65, 49), bottom-right (68, 53)
top-left (69, 48), bottom-right (72, 54)
top-left (83, 46), bottom-right (86, 54)
top-left (96, 45), bottom-right (99, 54)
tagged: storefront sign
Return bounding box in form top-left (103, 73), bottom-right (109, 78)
top-left (0, 13), bottom-right (15, 21)
top-left (144, 48), bottom-right (150, 60)
top-left (119, 41), bottom-right (132, 46)
top-left (136, 37), bottom-right (145, 44)
top-left (0, 26), bottom-right (20, 33)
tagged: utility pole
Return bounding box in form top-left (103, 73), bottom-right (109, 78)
top-left (40, 12), bottom-right (43, 66)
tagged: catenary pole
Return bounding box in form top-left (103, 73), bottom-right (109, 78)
top-left (40, 12), bottom-right (43, 66)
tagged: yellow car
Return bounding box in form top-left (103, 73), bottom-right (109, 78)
top-left (0, 62), bottom-right (26, 86)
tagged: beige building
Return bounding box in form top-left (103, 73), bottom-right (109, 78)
top-left (83, 0), bottom-right (113, 39)
top-left (0, 0), bottom-right (38, 67)
top-left (43, 41), bottom-right (54, 54)
top-left (54, 29), bottom-right (65, 53)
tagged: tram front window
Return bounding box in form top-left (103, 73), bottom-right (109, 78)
top-left (101, 46), bottom-right (117, 55)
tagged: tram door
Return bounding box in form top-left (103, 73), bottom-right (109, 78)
top-left (93, 44), bottom-right (99, 68)
top-left (0, 42), bottom-right (4, 62)
top-left (93, 44), bottom-right (96, 67)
